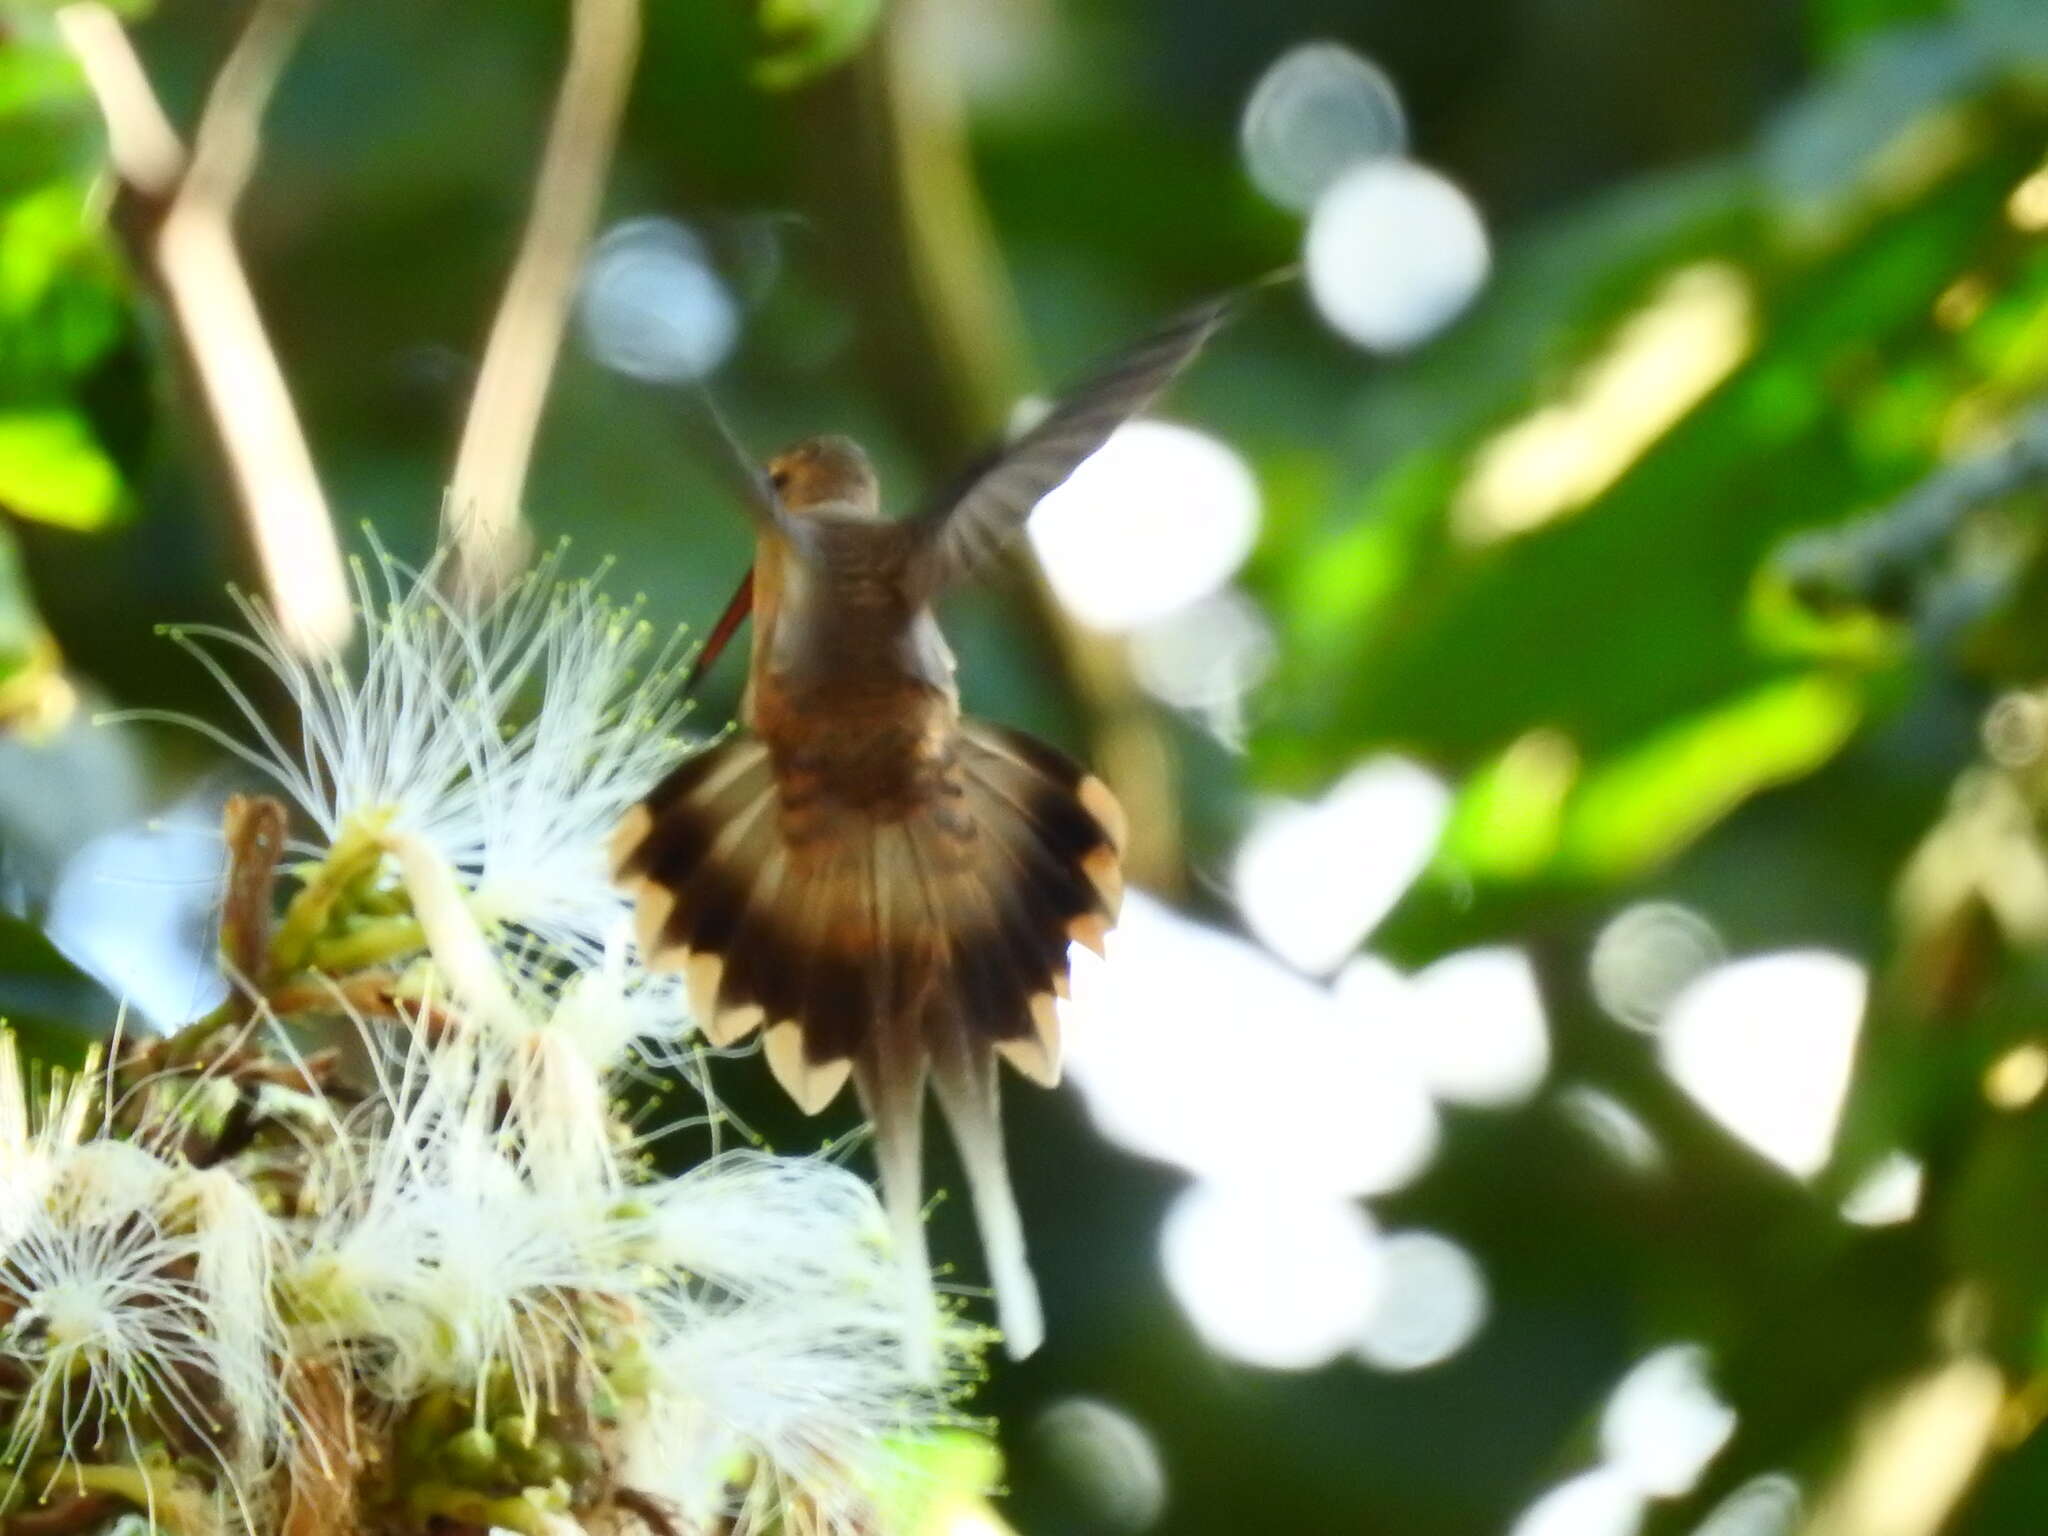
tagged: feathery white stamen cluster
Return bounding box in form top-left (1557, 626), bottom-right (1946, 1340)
top-left (137, 540), bottom-right (696, 974)
top-left (278, 1004), bottom-right (967, 1530)
top-left (0, 1042), bottom-right (284, 1528)
top-left (286, 1046), bottom-right (614, 1414)
top-left (1, 545), bottom-right (978, 1534)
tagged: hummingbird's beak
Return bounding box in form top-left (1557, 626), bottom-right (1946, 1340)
top-left (684, 566), bottom-right (754, 696)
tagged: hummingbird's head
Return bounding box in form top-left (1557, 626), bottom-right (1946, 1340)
top-left (765, 435), bottom-right (881, 518)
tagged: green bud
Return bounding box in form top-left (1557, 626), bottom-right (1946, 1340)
top-left (441, 1426), bottom-right (501, 1486)
top-left (512, 1438), bottom-right (564, 1486)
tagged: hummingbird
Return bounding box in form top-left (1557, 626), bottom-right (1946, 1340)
top-left (612, 290), bottom-right (1247, 1362)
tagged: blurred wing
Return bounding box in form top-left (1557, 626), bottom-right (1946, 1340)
top-left (909, 289), bottom-right (1247, 592)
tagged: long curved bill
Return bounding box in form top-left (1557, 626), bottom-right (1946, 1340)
top-left (684, 566), bottom-right (754, 696)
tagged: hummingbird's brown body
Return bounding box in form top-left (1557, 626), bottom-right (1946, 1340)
top-left (613, 293), bottom-right (1244, 1362)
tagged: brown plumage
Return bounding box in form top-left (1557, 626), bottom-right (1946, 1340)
top-left (612, 291), bottom-right (1246, 1361)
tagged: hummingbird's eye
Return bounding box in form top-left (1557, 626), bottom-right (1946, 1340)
top-left (768, 467), bottom-right (792, 493)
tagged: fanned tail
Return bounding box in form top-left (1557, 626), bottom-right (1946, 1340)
top-left (612, 721), bottom-right (1125, 1362)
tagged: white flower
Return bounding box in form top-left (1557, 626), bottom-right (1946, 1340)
top-left (137, 538), bottom-right (698, 973)
top-left (168, 1168), bottom-right (288, 1480)
top-left (625, 1151), bottom-right (976, 1532)
top-left (372, 847), bottom-right (699, 1190)
top-left (1, 1211), bottom-right (215, 1478)
top-left (282, 1001), bottom-right (967, 1521)
top-left (284, 1030), bottom-right (624, 1413)
top-left (0, 1040), bottom-right (287, 1523)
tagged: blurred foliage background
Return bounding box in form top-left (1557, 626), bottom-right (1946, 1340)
top-left (4, 0), bottom-right (2048, 1530)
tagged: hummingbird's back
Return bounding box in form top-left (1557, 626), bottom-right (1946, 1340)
top-left (745, 512), bottom-right (961, 823)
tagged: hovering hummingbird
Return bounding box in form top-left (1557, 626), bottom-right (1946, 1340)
top-left (611, 290), bottom-right (1248, 1362)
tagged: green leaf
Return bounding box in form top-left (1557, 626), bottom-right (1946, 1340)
top-left (0, 179), bottom-right (92, 317)
top-left (873, 1429), bottom-right (1002, 1534)
top-left (1559, 673), bottom-right (1866, 879)
top-left (0, 408), bottom-right (123, 528)
top-left (1440, 729), bottom-right (1580, 882)
top-left (753, 0), bottom-right (883, 90)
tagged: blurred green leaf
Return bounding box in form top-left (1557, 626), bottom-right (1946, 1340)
top-left (752, 0), bottom-right (882, 90)
top-left (1560, 673), bottom-right (1866, 879)
top-left (876, 1430), bottom-right (1003, 1534)
top-left (1441, 729), bottom-right (1579, 882)
top-left (0, 178), bottom-right (92, 315)
top-left (1809, 0), bottom-right (1956, 57)
top-left (0, 25), bottom-right (88, 121)
top-left (0, 408), bottom-right (121, 527)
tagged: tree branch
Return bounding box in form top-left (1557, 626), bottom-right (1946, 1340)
top-left (57, 0), bottom-right (353, 659)
top-left (442, 0), bottom-right (642, 599)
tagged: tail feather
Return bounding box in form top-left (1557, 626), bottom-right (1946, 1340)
top-left (612, 720), bottom-right (1125, 1361)
top-left (853, 1012), bottom-right (936, 1379)
top-left (928, 1022), bottom-right (1045, 1360)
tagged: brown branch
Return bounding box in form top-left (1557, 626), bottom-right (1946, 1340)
top-left (218, 793), bottom-right (288, 1009)
top-left (56, 0), bottom-right (353, 658)
top-left (790, 0), bottom-right (1185, 889)
top-left (280, 1360), bottom-right (359, 1536)
top-left (442, 0), bottom-right (643, 599)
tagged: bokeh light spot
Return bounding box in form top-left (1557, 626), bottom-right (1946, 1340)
top-left (1841, 1151), bottom-right (1924, 1227)
top-left (1305, 159), bottom-right (1489, 353)
top-left (1658, 951), bottom-right (1867, 1177)
top-left (1159, 1182), bottom-right (1384, 1371)
top-left (1509, 1467), bottom-right (1645, 1536)
top-left (1404, 946), bottom-right (1550, 1106)
top-left (1600, 1344), bottom-right (1737, 1498)
top-left (1984, 1041), bottom-right (2048, 1110)
top-left (1240, 42), bottom-right (1407, 213)
top-left (577, 217), bottom-right (739, 383)
top-left (1129, 589), bottom-right (1276, 748)
top-left (1028, 421), bottom-right (1260, 632)
top-left (1453, 264), bottom-right (1753, 543)
top-left (1692, 1474), bottom-right (1803, 1536)
top-left (1589, 901), bottom-right (1726, 1032)
top-left (1353, 1230), bottom-right (1488, 1372)
top-left (2009, 156), bottom-right (2048, 231)
top-left (1032, 1398), bottom-right (1167, 1532)
top-left (48, 805), bottom-right (227, 1027)
top-left (1234, 757), bottom-right (1450, 975)
top-left (1063, 892), bottom-right (1439, 1198)
top-left (1558, 1085), bottom-right (1665, 1175)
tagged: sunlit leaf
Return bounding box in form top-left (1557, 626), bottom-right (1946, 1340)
top-left (0, 179), bottom-right (91, 317)
top-left (0, 408), bottom-right (122, 528)
top-left (1441, 729), bottom-right (1580, 882)
top-left (753, 0), bottom-right (883, 90)
top-left (1560, 674), bottom-right (1865, 879)
top-left (872, 1429), bottom-right (1004, 1534)
top-left (1748, 562), bottom-right (1909, 665)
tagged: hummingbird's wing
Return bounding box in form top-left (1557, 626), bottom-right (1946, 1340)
top-left (907, 287), bottom-right (1252, 593)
